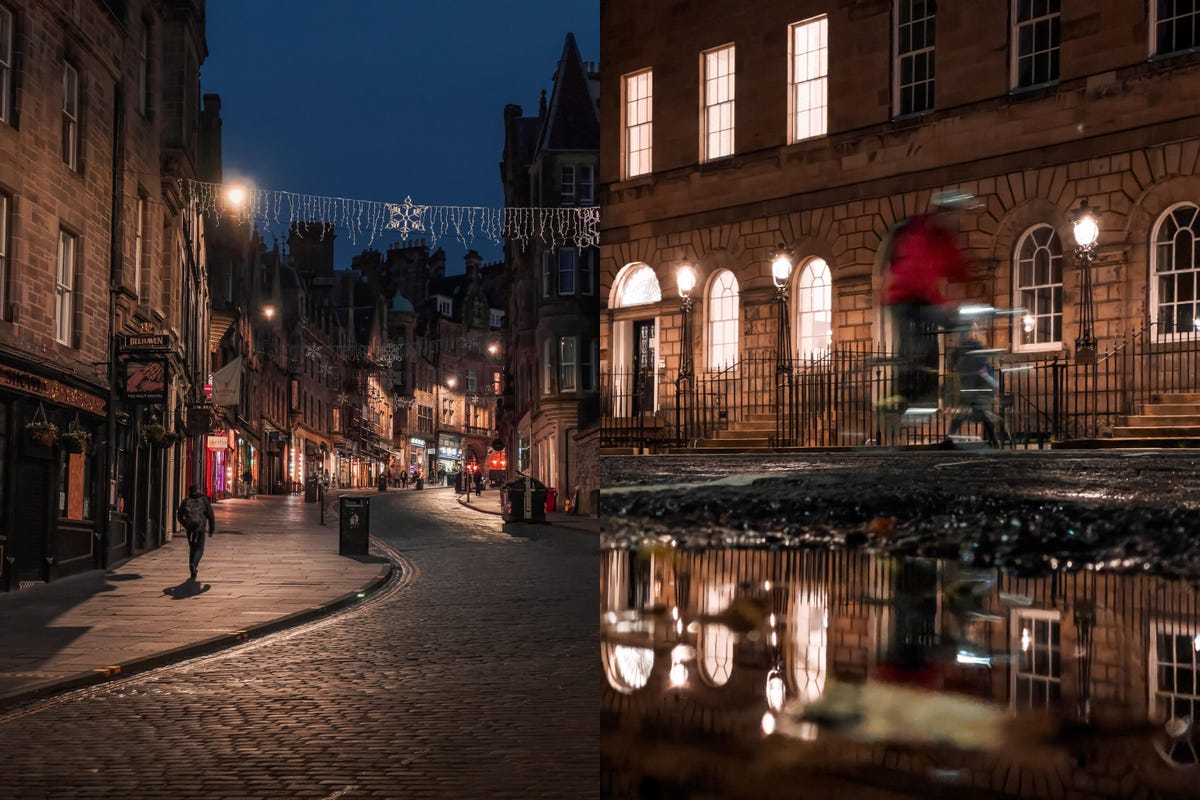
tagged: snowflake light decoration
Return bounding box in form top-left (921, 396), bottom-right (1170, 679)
top-left (385, 196), bottom-right (428, 239)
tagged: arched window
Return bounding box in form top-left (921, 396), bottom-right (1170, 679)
top-left (699, 584), bottom-right (735, 687)
top-left (1152, 203), bottom-right (1200, 337)
top-left (707, 269), bottom-right (739, 371)
top-left (1014, 224), bottom-right (1063, 349)
top-left (603, 642), bottom-right (654, 693)
top-left (795, 258), bottom-right (832, 359)
top-left (788, 589), bottom-right (828, 703)
top-left (614, 263), bottom-right (662, 308)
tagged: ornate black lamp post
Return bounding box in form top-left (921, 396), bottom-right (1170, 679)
top-left (675, 265), bottom-right (697, 446)
top-left (1070, 199), bottom-right (1101, 363)
top-left (772, 246), bottom-right (795, 445)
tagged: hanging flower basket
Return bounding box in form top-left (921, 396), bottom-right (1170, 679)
top-left (59, 421), bottom-right (91, 453)
top-left (26, 419), bottom-right (59, 447)
top-left (141, 421), bottom-right (168, 447)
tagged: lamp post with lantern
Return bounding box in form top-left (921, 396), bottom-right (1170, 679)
top-left (674, 265), bottom-right (697, 446)
top-left (1070, 199), bottom-right (1101, 363)
top-left (772, 246), bottom-right (796, 445)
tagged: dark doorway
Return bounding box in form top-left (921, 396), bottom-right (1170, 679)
top-left (12, 458), bottom-right (52, 585)
top-left (632, 319), bottom-right (655, 415)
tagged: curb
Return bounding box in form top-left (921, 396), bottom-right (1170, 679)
top-left (457, 495), bottom-right (503, 517)
top-left (0, 550), bottom-right (395, 714)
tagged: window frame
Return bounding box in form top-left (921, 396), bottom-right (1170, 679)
top-left (133, 193), bottom-right (146, 302)
top-left (436, 296), bottom-right (452, 317)
top-left (0, 191), bottom-right (8, 314)
top-left (581, 339), bottom-right (596, 391)
top-left (1150, 202), bottom-right (1200, 342)
top-left (579, 165), bottom-right (594, 204)
top-left (706, 269), bottom-right (740, 372)
top-left (795, 258), bottom-right (833, 360)
top-left (55, 227), bottom-right (76, 346)
top-left (1012, 224), bottom-right (1064, 352)
top-left (580, 248), bottom-right (594, 296)
top-left (1150, 0), bottom-right (1200, 58)
top-left (1010, 608), bottom-right (1062, 711)
top-left (787, 15), bottom-right (829, 144)
top-left (62, 62), bottom-right (79, 170)
top-left (0, 6), bottom-right (12, 125)
top-left (701, 43), bottom-right (736, 162)
top-left (558, 247), bottom-right (577, 296)
top-left (541, 251), bottom-right (551, 299)
top-left (622, 68), bottom-right (653, 180)
top-left (560, 164), bottom-right (576, 205)
top-left (542, 339), bottom-right (554, 395)
top-left (893, 0), bottom-right (936, 117)
top-left (559, 336), bottom-right (578, 392)
top-left (1011, 0), bottom-right (1061, 90)
top-left (1148, 617), bottom-right (1200, 766)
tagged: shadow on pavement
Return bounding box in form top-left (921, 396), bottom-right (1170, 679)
top-left (162, 580), bottom-right (211, 600)
top-left (501, 522), bottom-right (543, 541)
top-left (106, 573), bottom-right (143, 582)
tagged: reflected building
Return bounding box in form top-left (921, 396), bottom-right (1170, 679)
top-left (602, 547), bottom-right (1200, 798)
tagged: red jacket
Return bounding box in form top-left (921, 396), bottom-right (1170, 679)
top-left (882, 214), bottom-right (969, 306)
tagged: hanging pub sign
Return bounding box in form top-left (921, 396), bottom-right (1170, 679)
top-left (118, 333), bottom-right (171, 352)
top-left (124, 360), bottom-right (167, 403)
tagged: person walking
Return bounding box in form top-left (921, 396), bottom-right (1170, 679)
top-left (943, 323), bottom-right (1000, 447)
top-left (176, 484), bottom-right (215, 581)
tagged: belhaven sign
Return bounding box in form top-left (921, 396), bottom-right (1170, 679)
top-left (119, 333), bottom-right (171, 352)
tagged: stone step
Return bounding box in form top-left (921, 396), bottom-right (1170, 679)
top-left (713, 427), bottom-right (781, 439)
top-left (695, 438), bottom-right (772, 450)
top-left (1138, 403), bottom-right (1200, 415)
top-left (1121, 414), bottom-right (1200, 427)
top-left (1111, 425), bottom-right (1200, 438)
top-left (1054, 437), bottom-right (1200, 450)
top-left (1151, 392), bottom-right (1200, 404)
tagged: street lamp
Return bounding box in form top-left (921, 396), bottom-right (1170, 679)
top-left (674, 264), bottom-right (697, 447)
top-left (772, 246), bottom-right (795, 444)
top-left (262, 305), bottom-right (275, 320)
top-left (1070, 199), bottom-right (1101, 362)
top-left (224, 183), bottom-right (248, 211)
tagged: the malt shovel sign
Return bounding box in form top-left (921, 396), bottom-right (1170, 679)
top-left (119, 334), bottom-right (171, 403)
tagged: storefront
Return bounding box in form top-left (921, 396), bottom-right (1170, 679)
top-left (205, 429), bottom-right (233, 500)
top-left (435, 432), bottom-right (462, 483)
top-left (407, 436), bottom-right (427, 477)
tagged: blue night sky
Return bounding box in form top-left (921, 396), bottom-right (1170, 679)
top-left (202, 1), bottom-right (599, 270)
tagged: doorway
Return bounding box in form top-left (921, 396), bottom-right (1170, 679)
top-left (632, 319), bottom-right (656, 415)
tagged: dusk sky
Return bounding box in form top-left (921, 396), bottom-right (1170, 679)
top-left (202, 1), bottom-right (599, 270)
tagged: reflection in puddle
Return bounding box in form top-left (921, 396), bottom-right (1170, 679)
top-left (601, 547), bottom-right (1200, 798)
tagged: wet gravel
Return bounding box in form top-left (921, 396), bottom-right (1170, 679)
top-left (601, 451), bottom-right (1200, 580)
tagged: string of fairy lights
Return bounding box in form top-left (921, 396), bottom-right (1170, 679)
top-left (185, 179), bottom-right (600, 250)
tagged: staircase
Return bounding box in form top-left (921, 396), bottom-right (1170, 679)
top-left (674, 413), bottom-right (778, 452)
top-left (1067, 392), bottom-right (1200, 448)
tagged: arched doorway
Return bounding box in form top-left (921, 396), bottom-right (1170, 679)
top-left (609, 263), bottom-right (664, 416)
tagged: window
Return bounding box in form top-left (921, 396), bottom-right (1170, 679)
top-left (1013, 0), bottom-right (1060, 89)
top-left (138, 21), bottom-right (150, 115)
top-left (559, 337), bottom-right (577, 392)
top-left (582, 339), bottom-right (597, 391)
top-left (1150, 620), bottom-right (1200, 766)
top-left (707, 270), bottom-right (739, 370)
top-left (436, 296), bottom-right (452, 317)
top-left (702, 44), bottom-right (736, 161)
top-left (700, 584), bottom-right (735, 687)
top-left (895, 0), bottom-right (935, 116)
top-left (0, 192), bottom-right (8, 312)
top-left (613, 263), bottom-right (662, 308)
top-left (62, 63), bottom-right (79, 170)
top-left (1152, 203), bottom-right (1200, 338)
top-left (795, 258), bottom-right (832, 359)
top-left (133, 195), bottom-right (146, 301)
top-left (467, 369), bottom-right (477, 392)
top-left (541, 252), bottom-right (551, 298)
top-left (1011, 610), bottom-right (1061, 710)
top-left (55, 229), bottom-right (76, 345)
top-left (417, 405), bottom-right (433, 434)
top-left (1014, 225), bottom-right (1063, 349)
top-left (558, 247), bottom-right (577, 295)
top-left (542, 339), bottom-right (553, 394)
top-left (490, 308), bottom-right (503, 328)
top-left (493, 370), bottom-right (502, 395)
top-left (0, 7), bottom-right (12, 124)
top-left (623, 69), bottom-right (653, 179)
top-left (788, 16), bottom-right (828, 142)
top-left (560, 165), bottom-right (575, 205)
top-left (581, 248), bottom-right (595, 296)
top-left (579, 165), bottom-right (594, 204)
top-left (1153, 0), bottom-right (1200, 56)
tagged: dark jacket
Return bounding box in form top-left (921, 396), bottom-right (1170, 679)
top-left (176, 489), bottom-right (215, 535)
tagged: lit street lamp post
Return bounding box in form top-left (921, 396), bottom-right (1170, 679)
top-left (675, 265), bottom-right (697, 447)
top-left (1070, 199), bottom-right (1101, 363)
top-left (772, 247), bottom-right (795, 445)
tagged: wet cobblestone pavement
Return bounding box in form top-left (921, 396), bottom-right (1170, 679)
top-left (601, 451), bottom-right (1200, 580)
top-left (0, 490), bottom-right (598, 799)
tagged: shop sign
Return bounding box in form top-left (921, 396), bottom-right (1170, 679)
top-left (437, 443), bottom-right (461, 460)
top-left (119, 333), bottom-right (171, 352)
top-left (124, 360), bottom-right (167, 403)
top-left (0, 364), bottom-right (105, 416)
top-left (206, 434), bottom-right (227, 451)
top-left (409, 437), bottom-right (426, 449)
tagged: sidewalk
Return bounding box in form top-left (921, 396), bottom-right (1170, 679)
top-left (0, 494), bottom-right (390, 710)
top-left (456, 488), bottom-right (602, 534)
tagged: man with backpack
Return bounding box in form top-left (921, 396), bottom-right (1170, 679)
top-left (176, 484), bottom-right (215, 581)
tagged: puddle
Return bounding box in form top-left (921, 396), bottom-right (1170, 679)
top-left (601, 545), bottom-right (1200, 799)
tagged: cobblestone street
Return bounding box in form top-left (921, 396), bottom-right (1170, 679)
top-left (0, 489), bottom-right (598, 799)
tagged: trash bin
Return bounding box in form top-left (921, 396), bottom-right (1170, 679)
top-left (304, 475), bottom-right (317, 503)
top-left (415, 476), bottom-right (424, 490)
top-left (544, 487), bottom-right (557, 513)
top-left (502, 476), bottom-right (547, 523)
top-left (339, 495), bottom-right (370, 556)
top-left (377, 474), bottom-right (387, 492)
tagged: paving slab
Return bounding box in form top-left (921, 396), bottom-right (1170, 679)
top-left (0, 494), bottom-right (391, 708)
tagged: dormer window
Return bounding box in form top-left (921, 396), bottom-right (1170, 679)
top-left (436, 296), bottom-right (452, 317)
top-left (490, 308), bottom-right (504, 328)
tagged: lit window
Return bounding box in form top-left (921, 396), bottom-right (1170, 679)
top-left (1153, 0), bottom-right (1200, 56)
top-left (702, 44), bottom-right (736, 161)
top-left (1013, 0), bottom-right (1060, 88)
top-left (1011, 611), bottom-right (1061, 710)
top-left (789, 16), bottom-right (828, 142)
top-left (707, 270), bottom-right (739, 371)
top-left (614, 263), bottom-right (662, 308)
top-left (1014, 224), bottom-right (1063, 349)
top-left (579, 165), bottom-right (594, 204)
top-left (895, 0), bottom-right (935, 116)
top-left (623, 69), bottom-right (653, 179)
top-left (56, 229), bottom-right (76, 345)
top-left (795, 258), bottom-right (832, 359)
top-left (559, 337), bottom-right (577, 392)
top-left (789, 589), bottom-right (828, 703)
top-left (0, 7), bottom-right (12, 125)
top-left (700, 584), bottom-right (735, 687)
top-left (1150, 619), bottom-right (1200, 766)
top-left (1152, 203), bottom-right (1200, 338)
top-left (63, 63), bottom-right (79, 169)
top-left (560, 165), bottom-right (575, 205)
top-left (558, 248), bottom-right (577, 296)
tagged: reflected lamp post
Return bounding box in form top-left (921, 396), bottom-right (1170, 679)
top-left (772, 247), bottom-right (795, 445)
top-left (675, 265), bottom-right (697, 446)
top-left (1070, 199), bottom-right (1101, 363)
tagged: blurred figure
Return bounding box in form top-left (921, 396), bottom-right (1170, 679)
top-left (881, 193), bottom-right (973, 409)
top-left (943, 322), bottom-right (1000, 447)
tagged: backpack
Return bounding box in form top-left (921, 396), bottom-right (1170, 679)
top-left (181, 496), bottom-right (207, 531)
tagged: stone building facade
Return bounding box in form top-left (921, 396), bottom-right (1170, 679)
top-left (501, 33), bottom-right (600, 512)
top-left (0, 0), bottom-right (210, 588)
top-left (599, 0), bottom-right (1200, 448)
